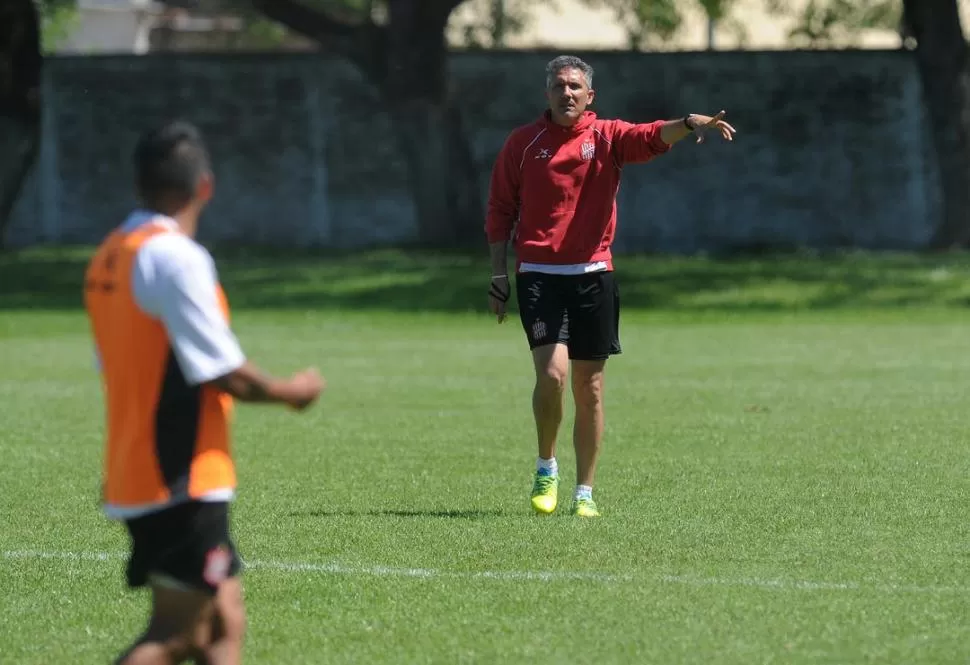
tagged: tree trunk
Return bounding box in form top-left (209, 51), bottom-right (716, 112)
top-left (245, 0), bottom-right (481, 248)
top-left (902, 0), bottom-right (970, 249)
top-left (388, 99), bottom-right (481, 248)
top-left (383, 0), bottom-right (481, 247)
top-left (0, 0), bottom-right (41, 250)
top-left (491, 0), bottom-right (507, 46)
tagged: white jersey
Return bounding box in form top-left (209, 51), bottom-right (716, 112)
top-left (93, 210), bottom-right (246, 387)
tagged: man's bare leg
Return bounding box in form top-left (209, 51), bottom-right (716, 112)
top-left (532, 343), bottom-right (569, 459)
top-left (199, 578), bottom-right (247, 665)
top-left (116, 584), bottom-right (213, 665)
top-left (529, 343), bottom-right (569, 513)
top-left (117, 578), bottom-right (244, 665)
top-left (571, 359), bottom-right (606, 516)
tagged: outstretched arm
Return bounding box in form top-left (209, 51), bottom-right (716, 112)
top-left (143, 237), bottom-right (324, 410)
top-left (661, 111), bottom-right (736, 145)
top-left (613, 111), bottom-right (737, 166)
top-left (209, 362), bottom-right (323, 409)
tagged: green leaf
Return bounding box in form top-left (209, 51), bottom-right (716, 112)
top-left (35, 0), bottom-right (79, 53)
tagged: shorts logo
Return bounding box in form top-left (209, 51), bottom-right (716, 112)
top-left (203, 545), bottom-right (231, 586)
top-left (531, 319), bottom-right (547, 341)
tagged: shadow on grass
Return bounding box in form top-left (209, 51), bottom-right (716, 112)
top-left (286, 508), bottom-right (507, 519)
top-left (3, 245), bottom-right (970, 313)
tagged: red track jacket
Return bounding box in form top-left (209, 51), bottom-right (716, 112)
top-left (485, 110), bottom-right (671, 270)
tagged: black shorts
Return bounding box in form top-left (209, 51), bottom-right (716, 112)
top-left (515, 270), bottom-right (621, 361)
top-left (123, 500), bottom-right (242, 596)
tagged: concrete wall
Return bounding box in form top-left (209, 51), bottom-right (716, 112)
top-left (6, 49), bottom-right (941, 253)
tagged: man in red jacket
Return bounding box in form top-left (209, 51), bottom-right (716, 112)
top-left (486, 55), bottom-right (735, 518)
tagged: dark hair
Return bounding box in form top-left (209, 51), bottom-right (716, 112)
top-left (133, 121), bottom-right (210, 207)
top-left (546, 55), bottom-right (594, 88)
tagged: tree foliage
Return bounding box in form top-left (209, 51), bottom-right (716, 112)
top-left (576, 0), bottom-right (904, 50)
top-left (764, 0), bottom-right (902, 47)
top-left (40, 0), bottom-right (908, 54)
top-left (450, 0), bottom-right (538, 48)
top-left (34, 0), bottom-right (81, 53)
top-left (582, 0), bottom-right (683, 50)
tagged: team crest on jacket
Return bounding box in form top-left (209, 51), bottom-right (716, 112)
top-left (580, 141), bottom-right (595, 161)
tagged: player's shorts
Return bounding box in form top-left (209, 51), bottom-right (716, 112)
top-left (515, 270), bottom-right (621, 361)
top-left (123, 500), bottom-right (242, 596)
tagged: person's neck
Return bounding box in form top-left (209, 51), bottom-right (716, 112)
top-left (144, 205), bottom-right (198, 237)
top-left (171, 210), bottom-right (199, 238)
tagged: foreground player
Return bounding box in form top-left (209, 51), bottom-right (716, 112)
top-left (486, 55), bottom-right (735, 517)
top-left (84, 121), bottom-right (324, 664)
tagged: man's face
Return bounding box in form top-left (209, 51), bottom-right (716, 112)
top-left (546, 67), bottom-right (594, 126)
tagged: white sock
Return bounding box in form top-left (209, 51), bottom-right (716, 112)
top-left (536, 457), bottom-right (558, 476)
top-left (575, 485), bottom-right (593, 501)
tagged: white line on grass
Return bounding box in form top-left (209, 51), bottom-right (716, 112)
top-left (2, 550), bottom-right (629, 583)
top-left (250, 559), bottom-right (630, 582)
top-left (658, 574), bottom-right (970, 595)
top-left (4, 550), bottom-right (969, 594)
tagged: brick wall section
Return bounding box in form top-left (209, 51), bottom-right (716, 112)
top-left (7, 49), bottom-right (940, 252)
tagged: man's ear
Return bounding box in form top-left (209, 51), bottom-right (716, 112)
top-left (196, 171), bottom-right (214, 204)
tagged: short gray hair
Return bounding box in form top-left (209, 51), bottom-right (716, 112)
top-left (545, 55), bottom-right (593, 89)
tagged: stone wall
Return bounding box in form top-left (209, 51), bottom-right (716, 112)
top-left (6, 48), bottom-right (940, 253)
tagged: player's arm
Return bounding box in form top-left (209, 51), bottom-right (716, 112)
top-left (209, 362), bottom-right (321, 409)
top-left (489, 242), bottom-right (508, 281)
top-left (145, 239), bottom-right (323, 410)
top-left (612, 113), bottom-right (736, 165)
top-left (659, 111), bottom-right (736, 146)
top-left (659, 117), bottom-right (697, 145)
top-left (485, 132), bottom-right (522, 269)
top-left (485, 133), bottom-right (521, 317)
top-left (611, 119), bottom-right (673, 165)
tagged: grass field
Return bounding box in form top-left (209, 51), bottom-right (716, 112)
top-left (3, 247), bottom-right (970, 664)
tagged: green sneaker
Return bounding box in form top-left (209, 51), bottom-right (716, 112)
top-left (571, 497), bottom-right (601, 518)
top-left (530, 470), bottom-right (559, 515)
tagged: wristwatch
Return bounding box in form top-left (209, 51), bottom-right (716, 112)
top-left (683, 115), bottom-right (696, 131)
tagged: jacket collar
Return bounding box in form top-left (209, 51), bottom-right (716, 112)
top-left (541, 109), bottom-right (596, 134)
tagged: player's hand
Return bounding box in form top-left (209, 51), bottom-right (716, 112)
top-left (286, 367), bottom-right (325, 411)
top-left (689, 110), bottom-right (736, 144)
top-left (488, 276), bottom-right (510, 323)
